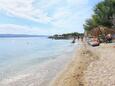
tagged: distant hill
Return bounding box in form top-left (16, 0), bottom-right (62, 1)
top-left (48, 32), bottom-right (84, 40)
top-left (0, 34), bottom-right (48, 38)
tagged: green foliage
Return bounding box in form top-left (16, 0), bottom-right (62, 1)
top-left (49, 32), bottom-right (84, 39)
top-left (53, 32), bottom-right (83, 37)
top-left (83, 18), bottom-right (97, 31)
top-left (84, 0), bottom-right (115, 31)
top-left (60, 32), bottom-right (83, 37)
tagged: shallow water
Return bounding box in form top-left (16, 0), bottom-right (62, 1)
top-left (0, 37), bottom-right (77, 86)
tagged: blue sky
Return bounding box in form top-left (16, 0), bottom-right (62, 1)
top-left (0, 0), bottom-right (102, 35)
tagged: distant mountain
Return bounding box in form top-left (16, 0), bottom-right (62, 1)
top-left (0, 34), bottom-right (48, 37)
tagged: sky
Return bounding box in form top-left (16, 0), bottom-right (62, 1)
top-left (0, 0), bottom-right (102, 35)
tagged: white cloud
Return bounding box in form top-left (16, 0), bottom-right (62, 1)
top-left (51, 6), bottom-right (91, 29)
top-left (0, 0), bottom-right (51, 23)
top-left (0, 0), bottom-right (89, 23)
top-left (0, 0), bottom-right (96, 34)
top-left (0, 24), bottom-right (48, 35)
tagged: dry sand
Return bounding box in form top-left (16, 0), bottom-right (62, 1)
top-left (85, 44), bottom-right (115, 86)
top-left (50, 43), bottom-right (115, 86)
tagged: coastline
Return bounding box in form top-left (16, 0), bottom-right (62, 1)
top-left (49, 42), bottom-right (99, 86)
top-left (49, 43), bottom-right (115, 86)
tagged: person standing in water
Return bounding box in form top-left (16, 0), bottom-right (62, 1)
top-left (72, 36), bottom-right (76, 43)
top-left (77, 36), bottom-right (80, 40)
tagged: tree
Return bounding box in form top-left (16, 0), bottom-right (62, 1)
top-left (94, 0), bottom-right (113, 27)
top-left (84, 0), bottom-right (115, 31)
top-left (83, 18), bottom-right (97, 31)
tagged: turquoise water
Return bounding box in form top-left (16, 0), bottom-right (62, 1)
top-left (0, 37), bottom-right (76, 86)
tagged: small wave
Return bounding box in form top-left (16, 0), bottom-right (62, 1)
top-left (0, 74), bottom-right (30, 85)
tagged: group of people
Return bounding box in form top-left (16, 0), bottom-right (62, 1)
top-left (71, 33), bottom-right (113, 44)
top-left (72, 36), bottom-right (83, 43)
top-left (92, 33), bottom-right (113, 44)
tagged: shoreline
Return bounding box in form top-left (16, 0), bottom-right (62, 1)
top-left (49, 43), bottom-right (99, 86)
top-left (49, 43), bottom-right (115, 86)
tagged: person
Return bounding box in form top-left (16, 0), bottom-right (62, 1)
top-left (77, 36), bottom-right (80, 40)
top-left (89, 36), bottom-right (100, 47)
top-left (93, 36), bottom-right (99, 42)
top-left (105, 34), bottom-right (112, 43)
top-left (72, 36), bottom-right (76, 43)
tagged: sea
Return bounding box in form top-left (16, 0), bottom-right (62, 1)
top-left (0, 37), bottom-right (78, 86)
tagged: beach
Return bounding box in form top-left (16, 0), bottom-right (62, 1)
top-left (50, 43), bottom-right (115, 86)
top-left (0, 38), bottom-right (115, 86)
top-left (0, 0), bottom-right (115, 86)
top-left (85, 44), bottom-right (115, 86)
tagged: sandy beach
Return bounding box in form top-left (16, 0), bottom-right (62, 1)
top-left (85, 44), bottom-right (115, 86)
top-left (50, 43), bottom-right (115, 86)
